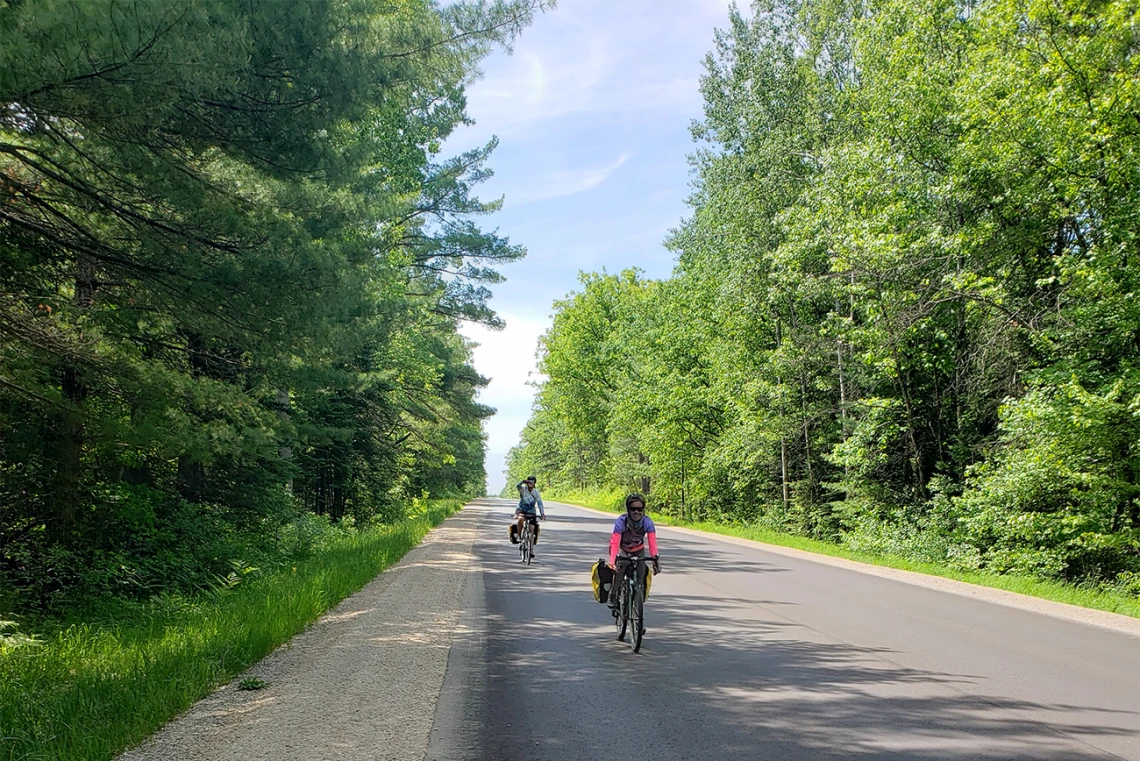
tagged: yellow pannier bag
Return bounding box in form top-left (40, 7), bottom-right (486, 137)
top-left (591, 559), bottom-right (612, 603)
top-left (592, 559), bottom-right (653, 601)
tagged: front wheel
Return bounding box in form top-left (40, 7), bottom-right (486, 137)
top-left (631, 585), bottom-right (645, 652)
top-left (616, 582), bottom-right (630, 641)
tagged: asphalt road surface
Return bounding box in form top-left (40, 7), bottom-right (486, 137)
top-left (426, 499), bottom-right (1139, 761)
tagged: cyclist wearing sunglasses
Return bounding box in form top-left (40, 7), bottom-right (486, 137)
top-left (510, 475), bottom-right (545, 552)
top-left (607, 493), bottom-right (660, 615)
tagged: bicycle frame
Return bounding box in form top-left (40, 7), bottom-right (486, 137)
top-left (518, 513), bottom-right (538, 564)
top-left (613, 555), bottom-right (656, 652)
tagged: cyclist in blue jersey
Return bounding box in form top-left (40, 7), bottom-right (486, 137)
top-left (510, 475), bottom-right (545, 553)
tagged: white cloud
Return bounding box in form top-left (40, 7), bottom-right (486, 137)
top-left (458, 3), bottom-right (733, 145)
top-left (464, 312), bottom-right (548, 394)
top-left (446, 0), bottom-right (740, 491)
top-left (462, 312), bottom-right (550, 492)
top-left (511, 151), bottom-right (632, 205)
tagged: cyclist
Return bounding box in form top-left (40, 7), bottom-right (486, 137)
top-left (607, 493), bottom-right (659, 616)
top-left (511, 475), bottom-right (545, 553)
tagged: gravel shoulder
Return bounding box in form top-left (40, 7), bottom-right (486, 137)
top-left (118, 505), bottom-right (483, 761)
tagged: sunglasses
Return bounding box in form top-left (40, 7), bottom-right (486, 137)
top-left (629, 506), bottom-right (645, 512)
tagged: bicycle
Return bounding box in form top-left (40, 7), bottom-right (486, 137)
top-left (518, 513), bottom-right (538, 564)
top-left (612, 555), bottom-right (657, 652)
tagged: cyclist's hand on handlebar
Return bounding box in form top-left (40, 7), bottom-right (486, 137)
top-left (539, 514), bottom-right (546, 521)
top-left (652, 558), bottom-right (661, 574)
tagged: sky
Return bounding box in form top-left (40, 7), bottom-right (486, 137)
top-left (449, 0), bottom-right (735, 494)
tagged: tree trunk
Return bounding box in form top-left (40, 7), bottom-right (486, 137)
top-left (53, 258), bottom-right (97, 536)
top-left (776, 317), bottom-right (791, 512)
top-left (53, 367), bottom-right (85, 536)
top-left (680, 454), bottom-right (686, 521)
top-left (780, 437), bottom-right (790, 512)
top-left (278, 387), bottom-right (293, 492)
top-left (837, 339), bottom-right (849, 479)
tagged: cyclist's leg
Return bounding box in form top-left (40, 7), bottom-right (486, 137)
top-left (610, 556), bottom-right (630, 610)
top-left (635, 558), bottom-right (649, 632)
top-left (526, 514), bottom-right (538, 555)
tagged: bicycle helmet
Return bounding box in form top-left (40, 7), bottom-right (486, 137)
top-left (625, 493), bottom-right (645, 511)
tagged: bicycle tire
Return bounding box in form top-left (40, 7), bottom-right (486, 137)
top-left (612, 578), bottom-right (624, 632)
top-left (616, 581), bottom-right (629, 642)
top-left (631, 583), bottom-right (644, 652)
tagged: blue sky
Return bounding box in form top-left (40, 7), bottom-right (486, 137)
top-left (450, 1), bottom-right (734, 493)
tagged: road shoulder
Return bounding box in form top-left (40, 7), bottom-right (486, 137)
top-left (118, 507), bottom-right (481, 761)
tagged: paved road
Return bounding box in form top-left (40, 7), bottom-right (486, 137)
top-left (427, 499), bottom-right (1140, 761)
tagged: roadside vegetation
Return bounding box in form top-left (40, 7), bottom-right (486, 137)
top-left (1, 1), bottom-right (547, 758)
top-left (553, 490), bottom-right (1140, 618)
top-left (507, 0), bottom-right (1140, 608)
top-left (0, 500), bottom-right (461, 761)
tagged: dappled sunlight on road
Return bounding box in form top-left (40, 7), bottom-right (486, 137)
top-left (454, 499), bottom-right (1139, 761)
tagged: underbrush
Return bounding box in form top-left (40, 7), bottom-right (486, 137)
top-left (0, 498), bottom-right (463, 761)
top-left (549, 491), bottom-right (1140, 619)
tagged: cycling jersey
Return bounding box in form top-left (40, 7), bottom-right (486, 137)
top-left (608, 513), bottom-right (657, 567)
top-left (516, 482), bottom-right (545, 518)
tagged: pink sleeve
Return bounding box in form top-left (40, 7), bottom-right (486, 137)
top-left (648, 531), bottom-right (658, 557)
top-left (608, 532), bottom-right (621, 566)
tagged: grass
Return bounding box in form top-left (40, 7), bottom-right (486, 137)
top-left (0, 500), bottom-right (463, 761)
top-left (236, 676), bottom-right (268, 691)
top-left (551, 490), bottom-right (1140, 619)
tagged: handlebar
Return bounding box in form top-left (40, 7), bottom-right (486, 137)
top-left (613, 555), bottom-right (659, 568)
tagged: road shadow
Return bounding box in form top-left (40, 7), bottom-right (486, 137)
top-left (474, 498), bottom-right (792, 577)
top-left (450, 502), bottom-right (1138, 761)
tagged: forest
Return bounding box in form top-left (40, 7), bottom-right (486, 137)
top-left (507, 0), bottom-right (1140, 593)
top-left (0, 0), bottom-right (545, 616)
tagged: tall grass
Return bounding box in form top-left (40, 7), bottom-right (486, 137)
top-left (551, 491), bottom-right (1140, 619)
top-left (0, 500), bottom-right (462, 761)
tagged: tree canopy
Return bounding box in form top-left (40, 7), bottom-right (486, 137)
top-left (1, 0), bottom-right (549, 610)
top-left (508, 0), bottom-right (1140, 590)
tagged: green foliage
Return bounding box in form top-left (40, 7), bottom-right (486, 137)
top-left (950, 380), bottom-right (1140, 580)
top-left (0, 619), bottom-right (42, 652)
top-left (511, 0), bottom-right (1140, 592)
top-left (0, 0), bottom-right (547, 612)
top-left (0, 500), bottom-right (462, 761)
top-left (236, 676), bottom-right (269, 691)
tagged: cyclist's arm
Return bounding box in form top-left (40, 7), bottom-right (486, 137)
top-left (534, 491), bottom-right (545, 518)
top-left (647, 531), bottom-right (658, 557)
top-left (608, 531), bottom-right (621, 567)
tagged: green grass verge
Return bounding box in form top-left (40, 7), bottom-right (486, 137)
top-left (0, 500), bottom-right (464, 761)
top-left (550, 490), bottom-right (1140, 619)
